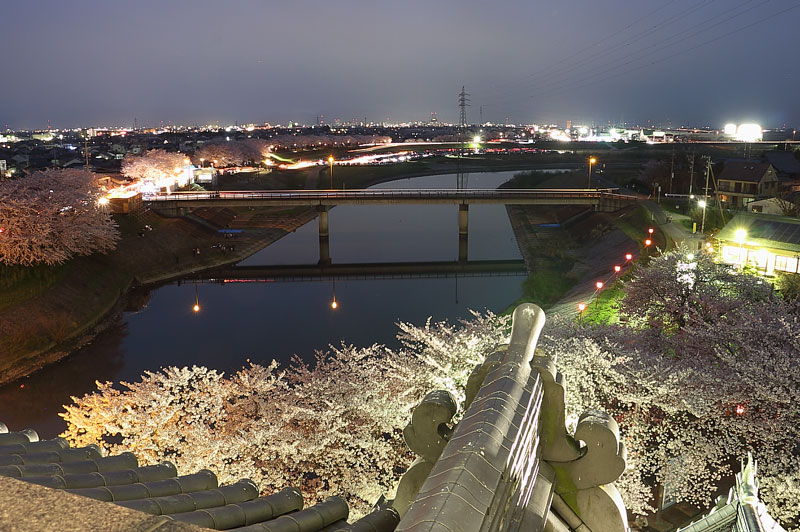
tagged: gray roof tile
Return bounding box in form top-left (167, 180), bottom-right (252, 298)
top-left (0, 422), bottom-right (391, 532)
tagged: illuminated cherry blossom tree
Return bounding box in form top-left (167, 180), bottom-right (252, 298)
top-left (0, 169), bottom-right (119, 265)
top-left (59, 251), bottom-right (800, 527)
top-left (194, 139), bottom-right (269, 167)
top-left (60, 312), bottom-right (506, 517)
top-left (121, 149), bottom-right (188, 182)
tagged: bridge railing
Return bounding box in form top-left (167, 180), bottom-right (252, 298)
top-left (143, 188), bottom-right (637, 202)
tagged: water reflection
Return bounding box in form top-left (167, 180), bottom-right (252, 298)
top-left (0, 321), bottom-right (127, 438)
top-left (1, 171), bottom-right (528, 438)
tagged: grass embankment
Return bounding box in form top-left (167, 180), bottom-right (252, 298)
top-left (0, 203), bottom-right (310, 385)
top-left (610, 203), bottom-right (669, 253)
top-left (504, 166), bottom-right (665, 313)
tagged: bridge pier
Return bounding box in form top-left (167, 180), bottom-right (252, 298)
top-left (458, 204), bottom-right (469, 262)
top-left (318, 206), bottom-right (331, 265)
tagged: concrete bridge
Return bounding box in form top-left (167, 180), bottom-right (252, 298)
top-left (144, 188), bottom-right (637, 209)
top-left (146, 188), bottom-right (637, 264)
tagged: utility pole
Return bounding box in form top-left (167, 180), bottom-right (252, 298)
top-left (701, 156), bottom-right (710, 234)
top-left (687, 152), bottom-right (695, 197)
top-left (83, 135), bottom-right (90, 170)
top-left (669, 148), bottom-right (675, 195)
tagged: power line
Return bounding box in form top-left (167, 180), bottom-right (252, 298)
top-left (485, 0), bottom-right (715, 104)
top-left (519, 1), bottom-right (800, 102)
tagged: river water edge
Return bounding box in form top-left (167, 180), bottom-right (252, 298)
top-left (1, 170), bottom-right (548, 438)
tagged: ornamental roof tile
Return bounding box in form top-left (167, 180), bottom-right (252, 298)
top-left (0, 421), bottom-right (399, 532)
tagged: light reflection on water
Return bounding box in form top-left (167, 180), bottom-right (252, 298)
top-left (0, 171), bottom-right (530, 438)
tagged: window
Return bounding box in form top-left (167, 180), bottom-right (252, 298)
top-left (722, 245), bottom-right (743, 264)
top-left (775, 255), bottom-right (798, 273)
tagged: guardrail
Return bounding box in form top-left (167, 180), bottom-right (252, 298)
top-left (142, 188), bottom-right (637, 202)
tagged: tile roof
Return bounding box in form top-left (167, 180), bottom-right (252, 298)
top-left (718, 162), bottom-right (774, 183)
top-left (0, 421), bottom-right (399, 532)
top-left (717, 212), bottom-right (800, 252)
top-left (764, 152), bottom-right (800, 176)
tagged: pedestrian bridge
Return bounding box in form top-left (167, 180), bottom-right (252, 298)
top-left (144, 188), bottom-right (637, 209)
top-left (146, 188), bottom-right (637, 264)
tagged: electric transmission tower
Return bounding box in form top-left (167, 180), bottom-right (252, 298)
top-left (458, 86), bottom-right (470, 129)
top-left (457, 86), bottom-right (470, 189)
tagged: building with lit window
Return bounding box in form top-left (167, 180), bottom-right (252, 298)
top-left (716, 212), bottom-right (800, 274)
top-left (716, 162), bottom-right (778, 208)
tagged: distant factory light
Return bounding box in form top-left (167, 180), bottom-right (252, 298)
top-left (724, 123), bottom-right (737, 135)
top-left (736, 123), bottom-right (762, 142)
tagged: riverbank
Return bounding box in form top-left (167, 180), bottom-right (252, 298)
top-left (501, 169), bottom-right (665, 316)
top-left (0, 159), bottom-right (621, 386)
top-left (0, 205), bottom-right (316, 386)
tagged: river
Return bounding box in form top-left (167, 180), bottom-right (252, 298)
top-left (0, 170), bottom-right (530, 438)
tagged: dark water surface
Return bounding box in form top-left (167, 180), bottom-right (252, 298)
top-left (0, 171), bottom-right (529, 438)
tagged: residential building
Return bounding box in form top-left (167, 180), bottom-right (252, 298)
top-left (716, 162), bottom-right (778, 208)
top-left (716, 212), bottom-right (800, 275)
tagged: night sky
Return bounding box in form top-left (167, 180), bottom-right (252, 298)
top-left (3, 0), bottom-right (798, 129)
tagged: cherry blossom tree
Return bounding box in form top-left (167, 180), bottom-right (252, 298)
top-left (60, 312), bottom-right (507, 518)
top-left (121, 149), bottom-right (188, 182)
top-left (59, 251), bottom-right (800, 528)
top-left (0, 169), bottom-right (119, 265)
top-left (194, 139), bottom-right (269, 167)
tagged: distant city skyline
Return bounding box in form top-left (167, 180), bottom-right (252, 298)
top-left (3, 0), bottom-right (799, 130)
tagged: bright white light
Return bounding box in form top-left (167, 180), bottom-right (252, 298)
top-left (698, 200), bottom-right (707, 208)
top-left (473, 136), bottom-right (481, 143)
top-left (98, 197), bottom-right (109, 206)
top-left (736, 123), bottom-right (762, 142)
top-left (724, 123), bottom-right (737, 135)
top-left (579, 127), bottom-right (589, 135)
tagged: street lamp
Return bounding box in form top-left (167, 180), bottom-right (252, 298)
top-left (595, 281), bottom-right (604, 309)
top-left (698, 199), bottom-right (707, 234)
top-left (614, 265), bottom-right (621, 287)
top-left (625, 253), bottom-right (633, 262)
top-left (192, 283), bottom-right (200, 313)
top-left (735, 229), bottom-right (747, 266)
top-left (587, 156), bottom-right (597, 188)
top-left (328, 155), bottom-right (334, 188)
top-left (578, 302), bottom-right (586, 322)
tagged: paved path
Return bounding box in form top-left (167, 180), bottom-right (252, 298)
top-left (641, 200), bottom-right (706, 250)
top-left (548, 201), bottom-right (707, 320)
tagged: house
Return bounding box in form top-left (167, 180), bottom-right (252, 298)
top-left (716, 162), bottom-right (778, 208)
top-left (747, 197), bottom-right (792, 216)
top-left (716, 212), bottom-right (800, 274)
top-left (764, 150), bottom-right (800, 193)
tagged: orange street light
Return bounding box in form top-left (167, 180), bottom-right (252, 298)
top-left (587, 156), bottom-right (597, 188)
top-left (328, 155), bottom-right (334, 188)
top-left (192, 283), bottom-right (200, 313)
top-left (595, 281), bottom-right (604, 309)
